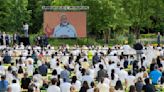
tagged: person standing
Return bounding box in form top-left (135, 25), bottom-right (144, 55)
top-left (5, 34), bottom-right (10, 46)
top-left (13, 32), bottom-right (19, 45)
top-left (2, 32), bottom-right (6, 45)
top-left (157, 32), bottom-right (160, 47)
top-left (23, 22), bottom-right (29, 37)
top-left (0, 32), bottom-right (3, 45)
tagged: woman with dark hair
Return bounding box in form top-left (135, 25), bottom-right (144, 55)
top-left (87, 82), bottom-right (95, 92)
top-left (18, 66), bottom-right (24, 74)
top-left (75, 53), bottom-right (81, 65)
top-left (114, 80), bottom-right (123, 91)
top-left (110, 69), bottom-right (118, 87)
top-left (68, 56), bottom-right (75, 71)
top-left (51, 69), bottom-right (58, 79)
top-left (81, 68), bottom-right (86, 76)
top-left (129, 85), bottom-right (136, 92)
top-left (57, 75), bottom-right (61, 86)
top-left (157, 56), bottom-right (162, 68)
top-left (150, 58), bottom-right (156, 72)
top-left (79, 81), bottom-right (89, 92)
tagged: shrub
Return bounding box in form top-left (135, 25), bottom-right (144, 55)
top-left (140, 34), bottom-right (157, 38)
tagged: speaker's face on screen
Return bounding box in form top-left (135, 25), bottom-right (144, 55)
top-left (60, 15), bottom-right (68, 24)
top-left (54, 14), bottom-right (77, 38)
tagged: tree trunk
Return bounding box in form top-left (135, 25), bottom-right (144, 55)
top-left (135, 26), bottom-right (140, 39)
top-left (103, 28), bottom-right (111, 44)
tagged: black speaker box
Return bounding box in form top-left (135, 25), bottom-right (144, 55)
top-left (19, 37), bottom-right (30, 46)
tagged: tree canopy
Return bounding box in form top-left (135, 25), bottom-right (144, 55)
top-left (0, 0), bottom-right (163, 38)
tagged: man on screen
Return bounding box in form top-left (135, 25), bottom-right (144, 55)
top-left (53, 14), bottom-right (77, 38)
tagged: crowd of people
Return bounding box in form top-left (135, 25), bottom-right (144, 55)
top-left (0, 35), bottom-right (163, 92)
top-left (0, 32), bottom-right (48, 47)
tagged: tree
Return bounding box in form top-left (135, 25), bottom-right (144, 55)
top-left (123, 0), bottom-right (164, 39)
top-left (0, 0), bottom-right (30, 32)
top-left (27, 0), bottom-right (51, 33)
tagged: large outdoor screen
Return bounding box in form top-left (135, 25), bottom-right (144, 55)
top-left (44, 11), bottom-right (87, 38)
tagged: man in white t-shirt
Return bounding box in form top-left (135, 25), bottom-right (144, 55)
top-left (81, 71), bottom-right (94, 86)
top-left (9, 79), bottom-right (21, 92)
top-left (125, 71), bottom-right (135, 87)
top-left (47, 78), bottom-right (60, 92)
top-left (107, 61), bottom-right (115, 76)
top-left (54, 63), bottom-right (63, 75)
top-left (118, 68), bottom-right (128, 82)
top-left (60, 79), bottom-right (71, 92)
top-left (23, 22), bottom-right (29, 37)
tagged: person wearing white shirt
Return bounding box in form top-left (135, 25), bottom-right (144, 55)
top-left (81, 72), bottom-right (94, 87)
top-left (50, 54), bottom-right (57, 70)
top-left (110, 54), bottom-right (120, 64)
top-left (23, 23), bottom-right (29, 37)
top-left (11, 63), bottom-right (18, 72)
top-left (115, 63), bottom-right (121, 75)
top-left (0, 62), bottom-right (5, 75)
top-left (104, 77), bottom-right (110, 86)
top-left (33, 72), bottom-right (42, 85)
top-left (118, 68), bottom-right (128, 82)
top-left (27, 61), bottom-right (33, 76)
top-left (9, 79), bottom-right (21, 92)
top-left (54, 63), bottom-right (63, 75)
top-left (107, 61), bottom-right (115, 77)
top-left (47, 78), bottom-right (60, 92)
top-left (97, 78), bottom-right (109, 92)
top-left (125, 71), bottom-right (136, 87)
top-left (60, 79), bottom-right (71, 92)
top-left (88, 68), bottom-right (95, 79)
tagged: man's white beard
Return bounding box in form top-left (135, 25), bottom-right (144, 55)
top-left (61, 22), bottom-right (68, 26)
